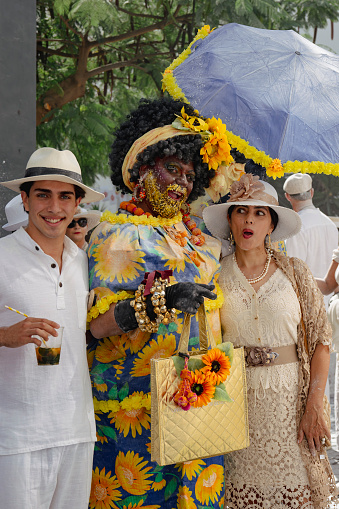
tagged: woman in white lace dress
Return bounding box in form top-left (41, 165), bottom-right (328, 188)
top-left (203, 174), bottom-right (338, 508)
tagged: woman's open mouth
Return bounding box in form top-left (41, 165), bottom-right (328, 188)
top-left (242, 229), bottom-right (253, 239)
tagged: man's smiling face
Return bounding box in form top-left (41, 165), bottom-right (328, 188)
top-left (21, 180), bottom-right (81, 244)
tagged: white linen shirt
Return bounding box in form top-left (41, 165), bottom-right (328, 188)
top-left (0, 228), bottom-right (96, 455)
top-left (285, 207), bottom-right (338, 279)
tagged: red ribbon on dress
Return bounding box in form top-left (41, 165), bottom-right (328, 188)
top-left (143, 270), bottom-right (173, 295)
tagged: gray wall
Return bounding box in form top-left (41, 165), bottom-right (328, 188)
top-left (0, 0), bottom-right (36, 236)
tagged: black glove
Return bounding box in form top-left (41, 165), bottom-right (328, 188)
top-left (166, 282), bottom-right (217, 315)
top-left (114, 295), bottom-right (159, 333)
top-left (114, 299), bottom-right (138, 333)
top-left (114, 282), bottom-right (217, 332)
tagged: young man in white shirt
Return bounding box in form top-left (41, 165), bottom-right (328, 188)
top-left (0, 148), bottom-right (103, 509)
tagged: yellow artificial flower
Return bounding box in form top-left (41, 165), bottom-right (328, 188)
top-left (201, 348), bottom-right (231, 385)
top-left (109, 392), bottom-right (151, 438)
top-left (175, 459), bottom-right (206, 480)
top-left (266, 158), bottom-right (284, 179)
top-left (115, 451), bottom-right (153, 495)
top-left (177, 485), bottom-right (197, 509)
top-left (131, 335), bottom-right (177, 377)
top-left (93, 398), bottom-right (121, 414)
top-left (93, 229), bottom-right (145, 284)
top-left (195, 464), bottom-right (224, 505)
top-left (111, 405), bottom-right (151, 438)
top-left (189, 372), bottom-right (215, 407)
top-left (89, 467), bottom-right (121, 509)
top-left (102, 210), bottom-right (182, 228)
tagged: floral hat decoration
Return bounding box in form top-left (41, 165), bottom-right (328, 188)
top-left (203, 173), bottom-right (301, 243)
top-left (121, 106), bottom-right (244, 203)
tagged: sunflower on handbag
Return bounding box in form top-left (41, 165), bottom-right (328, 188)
top-left (172, 344), bottom-right (233, 411)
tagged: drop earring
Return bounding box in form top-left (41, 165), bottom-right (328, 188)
top-left (132, 175), bottom-right (146, 203)
top-left (228, 230), bottom-right (235, 251)
top-left (267, 232), bottom-right (272, 252)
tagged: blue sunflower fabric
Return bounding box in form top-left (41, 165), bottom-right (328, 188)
top-left (87, 211), bottom-right (225, 509)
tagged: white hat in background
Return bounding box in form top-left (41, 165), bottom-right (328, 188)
top-left (0, 147), bottom-right (104, 204)
top-left (2, 195), bottom-right (28, 232)
top-left (71, 206), bottom-right (102, 231)
top-left (283, 173), bottom-right (313, 195)
top-left (203, 174), bottom-right (301, 243)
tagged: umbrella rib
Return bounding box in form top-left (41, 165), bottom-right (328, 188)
top-left (277, 57), bottom-right (297, 158)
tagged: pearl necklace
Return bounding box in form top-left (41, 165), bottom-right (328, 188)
top-left (233, 250), bottom-right (271, 284)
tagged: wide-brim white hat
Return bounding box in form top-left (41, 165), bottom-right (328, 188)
top-left (2, 195), bottom-right (28, 232)
top-left (0, 147), bottom-right (104, 204)
top-left (71, 206), bottom-right (102, 231)
top-left (203, 175), bottom-right (301, 243)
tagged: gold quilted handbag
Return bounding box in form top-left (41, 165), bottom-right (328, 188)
top-left (151, 304), bottom-right (249, 466)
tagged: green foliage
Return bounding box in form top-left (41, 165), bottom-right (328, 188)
top-left (214, 384), bottom-right (233, 401)
top-left (37, 0), bottom-right (339, 185)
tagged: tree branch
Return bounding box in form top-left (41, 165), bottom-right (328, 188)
top-left (37, 43), bottom-right (78, 58)
top-left (86, 53), bottom-right (171, 78)
top-left (86, 14), bottom-right (192, 49)
top-left (115, 6), bottom-right (163, 19)
top-left (59, 14), bottom-right (84, 41)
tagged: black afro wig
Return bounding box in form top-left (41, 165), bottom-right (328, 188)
top-left (109, 97), bottom-right (216, 204)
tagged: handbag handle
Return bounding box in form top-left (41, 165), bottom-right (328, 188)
top-left (177, 302), bottom-right (216, 354)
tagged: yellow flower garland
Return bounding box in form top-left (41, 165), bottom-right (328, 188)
top-left (93, 392), bottom-right (151, 414)
top-left (205, 282), bottom-right (224, 311)
top-left (162, 25), bottom-right (213, 101)
top-left (162, 27), bottom-right (339, 178)
top-left (100, 209), bottom-right (182, 227)
top-left (87, 291), bottom-right (134, 324)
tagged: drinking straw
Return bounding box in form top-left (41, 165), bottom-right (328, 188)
top-left (5, 306), bottom-right (48, 346)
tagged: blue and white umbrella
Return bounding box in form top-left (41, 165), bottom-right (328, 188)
top-left (163, 23), bottom-right (339, 173)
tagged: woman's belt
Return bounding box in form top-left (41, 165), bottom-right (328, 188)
top-left (245, 344), bottom-right (298, 367)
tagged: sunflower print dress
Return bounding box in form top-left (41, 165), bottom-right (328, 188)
top-left (87, 210), bottom-right (225, 509)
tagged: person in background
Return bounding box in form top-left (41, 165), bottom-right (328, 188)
top-left (316, 245), bottom-right (339, 454)
top-left (66, 206), bottom-right (101, 251)
top-left (2, 194), bottom-right (28, 232)
top-left (283, 172), bottom-right (338, 308)
top-left (0, 147), bottom-right (103, 509)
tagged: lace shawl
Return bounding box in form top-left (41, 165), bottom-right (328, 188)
top-left (273, 251), bottom-right (338, 507)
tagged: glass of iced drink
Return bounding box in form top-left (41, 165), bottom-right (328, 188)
top-left (35, 327), bottom-right (63, 366)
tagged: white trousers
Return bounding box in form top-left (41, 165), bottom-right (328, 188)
top-left (0, 442), bottom-right (94, 509)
